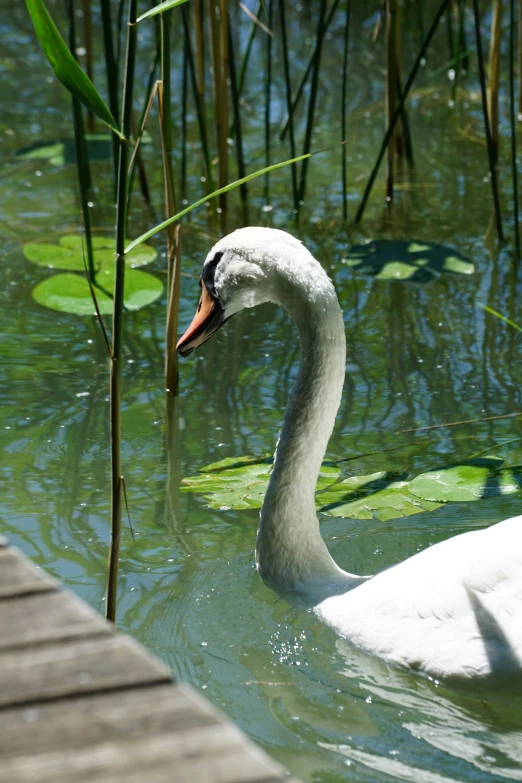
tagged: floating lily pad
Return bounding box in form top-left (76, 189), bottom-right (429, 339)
top-left (316, 471), bottom-right (441, 521)
top-left (16, 133), bottom-right (152, 167)
top-left (16, 140), bottom-right (66, 166)
top-left (24, 235), bottom-right (157, 272)
top-left (409, 461), bottom-right (522, 503)
top-left (32, 267), bottom-right (163, 315)
top-left (181, 458), bottom-right (340, 511)
top-left (182, 454), bottom-right (522, 521)
top-left (343, 240), bottom-right (474, 282)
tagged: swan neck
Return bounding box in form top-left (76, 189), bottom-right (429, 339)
top-left (256, 266), bottom-right (351, 594)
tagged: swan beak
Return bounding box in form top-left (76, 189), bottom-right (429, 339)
top-left (176, 283), bottom-right (225, 357)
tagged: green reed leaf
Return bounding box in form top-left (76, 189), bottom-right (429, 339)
top-left (479, 304), bottom-right (522, 333)
top-left (137, 0), bottom-right (190, 22)
top-left (125, 153), bottom-right (311, 254)
top-left (26, 0), bottom-right (122, 137)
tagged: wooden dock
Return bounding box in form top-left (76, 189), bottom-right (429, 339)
top-left (0, 537), bottom-right (299, 783)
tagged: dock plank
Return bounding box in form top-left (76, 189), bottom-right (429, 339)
top-left (0, 636), bottom-right (171, 709)
top-left (0, 540), bottom-right (299, 783)
top-left (0, 684), bottom-right (218, 758)
top-left (0, 590), bottom-right (110, 651)
top-left (0, 548), bottom-right (57, 598)
top-left (0, 723), bottom-right (294, 783)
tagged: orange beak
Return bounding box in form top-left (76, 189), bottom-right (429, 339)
top-left (176, 284), bottom-right (225, 357)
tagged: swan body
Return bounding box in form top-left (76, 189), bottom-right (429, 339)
top-left (177, 227), bottom-right (522, 681)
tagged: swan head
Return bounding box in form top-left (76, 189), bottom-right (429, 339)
top-left (176, 227), bottom-right (310, 356)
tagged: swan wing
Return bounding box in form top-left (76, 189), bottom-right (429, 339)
top-left (316, 515), bottom-right (522, 679)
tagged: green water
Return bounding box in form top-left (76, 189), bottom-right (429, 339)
top-left (2, 2), bottom-right (522, 781)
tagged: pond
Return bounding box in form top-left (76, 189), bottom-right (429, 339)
top-left (2, 2), bottom-right (522, 781)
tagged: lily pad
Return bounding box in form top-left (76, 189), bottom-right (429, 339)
top-left (32, 267), bottom-right (163, 315)
top-left (24, 235), bottom-right (157, 271)
top-left (181, 458), bottom-right (340, 511)
top-left (181, 454), bottom-right (522, 522)
top-left (409, 461), bottom-right (522, 503)
top-left (16, 133), bottom-right (152, 167)
top-left (343, 240), bottom-right (474, 282)
top-left (316, 471), bottom-right (441, 521)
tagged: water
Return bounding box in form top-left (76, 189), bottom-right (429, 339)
top-left (2, 2), bottom-right (522, 781)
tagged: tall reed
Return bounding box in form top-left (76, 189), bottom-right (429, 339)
top-left (519, 0), bottom-right (522, 116)
top-left (279, 0), bottom-right (341, 142)
top-left (181, 4), bottom-right (214, 192)
top-left (487, 0), bottom-right (502, 165)
top-left (210, 0), bottom-right (229, 225)
top-left (279, 0), bottom-right (298, 212)
top-left (67, 0), bottom-right (95, 282)
top-left (82, 0), bottom-right (95, 132)
top-left (107, 0), bottom-right (138, 623)
top-left (356, 0), bottom-right (452, 222)
top-left (264, 0), bottom-right (273, 205)
top-left (509, 0), bottom-right (520, 254)
top-left (298, 0), bottom-right (327, 207)
top-left (385, 0), bottom-right (399, 201)
top-left (228, 16), bottom-right (248, 215)
top-left (472, 0), bottom-right (504, 241)
top-left (341, 0), bottom-right (351, 220)
top-left (160, 10), bottom-right (181, 396)
top-left (100, 0), bottom-right (119, 178)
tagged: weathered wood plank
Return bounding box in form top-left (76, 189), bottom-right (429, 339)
top-left (0, 684), bottom-right (218, 758)
top-left (0, 548), bottom-right (57, 598)
top-left (0, 636), bottom-right (171, 709)
top-left (0, 539), bottom-right (301, 783)
top-left (0, 722), bottom-right (294, 783)
top-left (0, 590), bottom-right (111, 652)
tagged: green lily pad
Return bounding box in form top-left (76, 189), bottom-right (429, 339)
top-left (343, 239), bottom-right (474, 282)
top-left (16, 133), bottom-right (152, 167)
top-left (316, 471), bottom-right (441, 521)
top-left (181, 458), bottom-right (340, 511)
top-left (32, 267), bottom-right (163, 315)
top-left (24, 235), bottom-right (157, 272)
top-left (16, 140), bottom-right (66, 166)
top-left (181, 453), bottom-right (522, 521)
top-left (409, 461), bottom-right (522, 503)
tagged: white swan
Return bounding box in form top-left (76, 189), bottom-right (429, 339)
top-left (177, 227), bottom-right (522, 681)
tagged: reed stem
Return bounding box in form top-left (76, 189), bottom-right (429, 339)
top-left (472, 0), bottom-right (504, 241)
top-left (67, 0), bottom-right (95, 282)
top-left (280, 0), bottom-right (341, 141)
top-left (298, 0), bottom-right (327, 207)
top-left (82, 0), bottom-right (95, 132)
top-left (181, 4), bottom-right (214, 192)
top-left (519, 0), bottom-right (522, 116)
top-left (228, 16), bottom-right (248, 213)
top-left (210, 0), bottom-right (229, 225)
top-left (341, 0), bottom-right (351, 220)
top-left (181, 34), bottom-right (189, 206)
top-left (386, 0), bottom-right (399, 201)
top-left (487, 0), bottom-right (502, 165)
top-left (264, 0), bottom-right (273, 205)
top-left (160, 10), bottom-right (180, 396)
top-left (238, 0), bottom-right (261, 97)
top-left (107, 0), bottom-right (137, 624)
top-left (356, 0), bottom-right (451, 222)
top-left (510, 0), bottom-right (520, 254)
top-left (279, 0), bottom-right (298, 212)
top-left (100, 0), bottom-right (119, 179)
